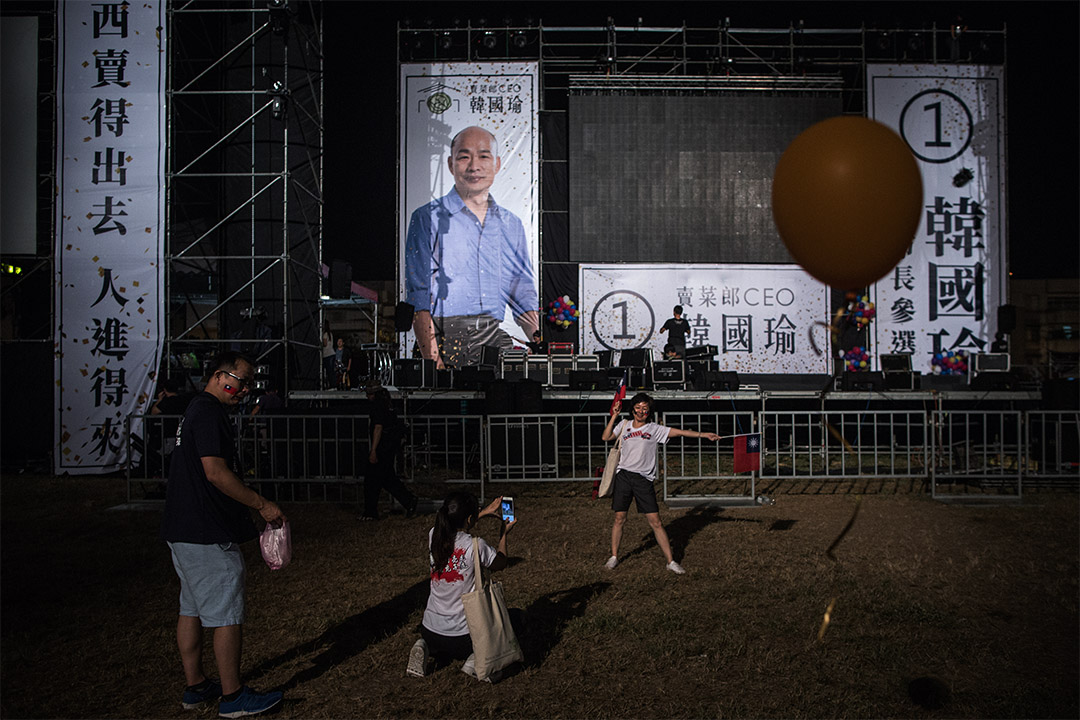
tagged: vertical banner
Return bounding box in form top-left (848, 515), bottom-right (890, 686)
top-left (399, 62), bottom-right (538, 363)
top-left (580, 264), bottom-right (830, 374)
top-left (55, 1), bottom-right (166, 473)
top-left (868, 65), bottom-right (1006, 372)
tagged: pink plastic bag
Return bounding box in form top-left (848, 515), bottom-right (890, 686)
top-left (259, 520), bottom-right (292, 570)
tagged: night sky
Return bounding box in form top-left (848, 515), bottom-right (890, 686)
top-left (323, 1), bottom-right (1079, 282)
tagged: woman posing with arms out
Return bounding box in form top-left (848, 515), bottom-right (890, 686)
top-left (601, 392), bottom-right (720, 574)
top-left (406, 492), bottom-right (516, 680)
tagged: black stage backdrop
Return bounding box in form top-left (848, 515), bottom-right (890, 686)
top-left (568, 93), bottom-right (841, 264)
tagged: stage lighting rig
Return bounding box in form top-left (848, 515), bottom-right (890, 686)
top-left (267, 0), bottom-right (289, 35)
top-left (267, 80), bottom-right (289, 120)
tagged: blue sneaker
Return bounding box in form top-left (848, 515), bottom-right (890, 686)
top-left (181, 678), bottom-right (222, 709)
top-left (218, 686), bottom-right (283, 718)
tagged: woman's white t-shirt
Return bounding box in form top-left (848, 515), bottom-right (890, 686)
top-left (422, 529), bottom-right (497, 636)
top-left (614, 419), bottom-right (671, 482)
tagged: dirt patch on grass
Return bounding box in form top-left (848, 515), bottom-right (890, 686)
top-left (2, 476), bottom-right (1077, 718)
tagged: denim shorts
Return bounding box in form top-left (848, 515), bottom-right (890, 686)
top-left (168, 541), bottom-right (246, 627)
top-left (611, 469), bottom-right (660, 514)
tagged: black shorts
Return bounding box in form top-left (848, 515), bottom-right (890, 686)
top-left (611, 469), bottom-right (660, 514)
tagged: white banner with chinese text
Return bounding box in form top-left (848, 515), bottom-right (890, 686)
top-left (54, 1), bottom-right (165, 473)
top-left (398, 62), bottom-right (538, 354)
top-left (580, 264), bottom-right (830, 374)
top-left (868, 64), bottom-right (1006, 372)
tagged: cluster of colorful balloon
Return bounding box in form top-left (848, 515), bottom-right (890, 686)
top-left (546, 296), bottom-right (579, 328)
top-left (850, 296), bottom-right (876, 329)
top-left (931, 349), bottom-right (969, 375)
top-left (842, 346), bottom-right (871, 372)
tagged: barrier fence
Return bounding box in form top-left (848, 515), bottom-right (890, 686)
top-left (127, 408), bottom-right (1079, 504)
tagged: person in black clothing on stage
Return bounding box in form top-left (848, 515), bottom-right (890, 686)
top-left (361, 384), bottom-right (418, 521)
top-left (659, 305), bottom-right (691, 357)
top-left (527, 330), bottom-right (548, 355)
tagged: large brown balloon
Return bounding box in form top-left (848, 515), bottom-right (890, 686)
top-left (772, 116), bottom-right (923, 289)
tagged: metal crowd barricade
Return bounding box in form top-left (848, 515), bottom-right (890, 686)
top-left (660, 410), bottom-right (758, 503)
top-left (759, 409), bottom-right (931, 482)
top-left (482, 412), bottom-right (611, 490)
top-left (403, 414), bottom-right (486, 486)
top-left (1022, 410), bottom-right (1079, 489)
top-left (126, 406), bottom-right (1077, 505)
top-left (930, 409), bottom-right (1023, 500)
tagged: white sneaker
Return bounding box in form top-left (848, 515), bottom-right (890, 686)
top-left (406, 639), bottom-right (429, 677)
top-left (666, 561), bottom-right (686, 574)
top-left (604, 555), bottom-right (619, 570)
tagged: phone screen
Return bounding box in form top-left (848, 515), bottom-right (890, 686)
top-left (500, 497), bottom-right (515, 523)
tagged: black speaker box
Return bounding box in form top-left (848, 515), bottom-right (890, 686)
top-left (652, 360), bottom-right (685, 386)
top-left (480, 344), bottom-right (501, 368)
top-left (997, 304), bottom-right (1017, 333)
top-left (434, 368), bottom-right (454, 389)
top-left (1042, 379), bottom-right (1079, 409)
top-left (329, 260), bottom-right (352, 298)
top-left (842, 370), bottom-right (885, 391)
top-left (684, 344), bottom-right (719, 360)
top-left (595, 350), bottom-right (613, 368)
top-left (485, 380), bottom-right (517, 414)
top-left (454, 366), bottom-right (495, 390)
top-left (970, 372), bottom-right (1015, 391)
top-left (486, 378), bottom-right (543, 414)
top-left (619, 348), bottom-right (651, 367)
top-left (394, 302), bottom-right (415, 332)
top-left (393, 358), bottom-right (434, 388)
top-left (699, 370), bottom-right (739, 391)
top-left (884, 371), bottom-right (917, 390)
top-left (550, 356), bottom-right (574, 387)
top-left (569, 369), bottom-right (609, 390)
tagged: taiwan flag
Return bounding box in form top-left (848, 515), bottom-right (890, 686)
top-left (734, 433), bottom-right (761, 473)
top-left (609, 372), bottom-right (627, 416)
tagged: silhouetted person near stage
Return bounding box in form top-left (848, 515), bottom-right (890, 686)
top-left (360, 385), bottom-right (418, 521)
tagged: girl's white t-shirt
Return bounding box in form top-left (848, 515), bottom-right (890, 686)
top-left (615, 419), bottom-right (671, 482)
top-left (422, 529), bottom-right (497, 636)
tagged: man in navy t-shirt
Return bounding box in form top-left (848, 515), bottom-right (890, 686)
top-left (161, 351), bottom-right (286, 717)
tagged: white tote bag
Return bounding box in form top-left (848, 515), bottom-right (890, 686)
top-left (461, 537), bottom-right (523, 680)
top-left (598, 428), bottom-right (623, 498)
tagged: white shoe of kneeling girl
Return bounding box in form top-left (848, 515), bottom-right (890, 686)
top-left (406, 639), bottom-right (429, 677)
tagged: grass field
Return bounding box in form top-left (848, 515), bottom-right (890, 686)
top-left (1, 476), bottom-right (1077, 719)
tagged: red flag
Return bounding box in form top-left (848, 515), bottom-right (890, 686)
top-left (734, 433), bottom-right (761, 473)
top-left (609, 372), bottom-right (627, 416)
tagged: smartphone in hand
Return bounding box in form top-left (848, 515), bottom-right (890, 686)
top-left (500, 496), bottom-right (515, 523)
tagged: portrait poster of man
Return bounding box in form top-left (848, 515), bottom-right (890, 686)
top-left (398, 62), bottom-right (539, 369)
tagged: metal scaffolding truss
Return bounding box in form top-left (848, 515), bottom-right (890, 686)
top-left (399, 19), bottom-right (1007, 112)
top-left (166, 0), bottom-right (324, 393)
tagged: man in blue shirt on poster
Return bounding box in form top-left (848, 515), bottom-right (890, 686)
top-left (405, 126), bottom-right (539, 369)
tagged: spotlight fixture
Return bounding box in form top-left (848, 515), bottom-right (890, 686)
top-left (439, 32), bottom-right (453, 50)
top-left (268, 80), bottom-right (289, 120)
top-left (952, 168), bottom-right (974, 188)
top-left (268, 0), bottom-right (289, 35)
top-left (482, 31), bottom-right (497, 50)
top-left (512, 31), bottom-right (528, 49)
